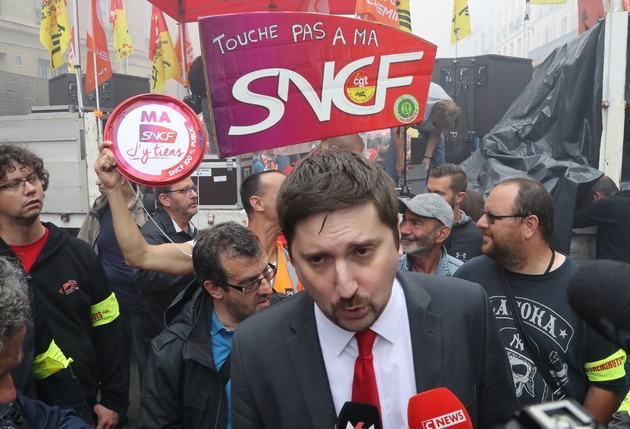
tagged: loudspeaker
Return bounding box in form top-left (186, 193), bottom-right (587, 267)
top-left (49, 73), bottom-right (150, 108)
top-left (432, 55), bottom-right (532, 138)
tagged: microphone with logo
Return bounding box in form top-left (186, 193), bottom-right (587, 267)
top-left (335, 402), bottom-right (382, 429)
top-left (567, 259), bottom-right (630, 351)
top-left (408, 387), bottom-right (472, 429)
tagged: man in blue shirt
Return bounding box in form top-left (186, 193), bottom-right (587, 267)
top-left (138, 222), bottom-right (276, 429)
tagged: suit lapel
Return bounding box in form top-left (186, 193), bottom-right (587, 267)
top-left (287, 295), bottom-right (337, 428)
top-left (398, 272), bottom-right (444, 393)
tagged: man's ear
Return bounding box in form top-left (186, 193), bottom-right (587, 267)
top-left (158, 193), bottom-right (171, 208)
top-left (593, 191), bottom-right (604, 202)
top-left (250, 195), bottom-right (264, 213)
top-left (204, 280), bottom-right (225, 300)
top-left (435, 226), bottom-right (451, 244)
top-left (455, 191), bottom-right (465, 205)
top-left (523, 215), bottom-right (540, 240)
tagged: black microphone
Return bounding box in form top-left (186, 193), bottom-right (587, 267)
top-left (336, 402), bottom-right (382, 429)
top-left (567, 259), bottom-right (630, 350)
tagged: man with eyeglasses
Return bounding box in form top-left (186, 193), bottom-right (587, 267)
top-left (454, 178), bottom-right (626, 425)
top-left (0, 145), bottom-right (124, 429)
top-left (137, 222), bottom-right (275, 429)
top-left (135, 178), bottom-right (199, 367)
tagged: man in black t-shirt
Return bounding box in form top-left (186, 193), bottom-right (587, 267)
top-left (573, 175), bottom-right (630, 263)
top-left (455, 178), bottom-right (626, 425)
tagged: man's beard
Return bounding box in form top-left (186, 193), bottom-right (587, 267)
top-left (481, 231), bottom-right (527, 271)
top-left (402, 231), bottom-right (438, 258)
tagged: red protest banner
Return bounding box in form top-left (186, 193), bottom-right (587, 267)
top-left (199, 12), bottom-right (436, 157)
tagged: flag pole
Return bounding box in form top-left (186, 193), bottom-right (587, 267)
top-left (73, 0), bottom-right (84, 113)
top-left (92, 48), bottom-right (103, 142)
top-left (179, 19), bottom-right (189, 95)
top-left (524, 0), bottom-right (530, 57)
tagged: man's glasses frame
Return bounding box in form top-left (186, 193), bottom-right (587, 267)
top-left (480, 208), bottom-right (530, 225)
top-left (223, 263), bottom-right (277, 294)
top-left (0, 175), bottom-right (41, 193)
top-left (164, 185), bottom-right (198, 197)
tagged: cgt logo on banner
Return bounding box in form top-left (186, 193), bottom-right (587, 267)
top-left (199, 12), bottom-right (436, 158)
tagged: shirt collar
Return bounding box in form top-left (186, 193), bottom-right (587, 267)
top-left (314, 279), bottom-right (405, 356)
top-left (433, 246), bottom-right (451, 276)
top-left (210, 309), bottom-right (233, 337)
top-left (171, 217), bottom-right (195, 236)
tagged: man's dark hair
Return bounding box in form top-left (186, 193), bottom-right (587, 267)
top-left (240, 170), bottom-right (285, 216)
top-left (499, 178), bottom-right (555, 243)
top-left (430, 100), bottom-right (460, 133)
top-left (460, 190), bottom-right (485, 222)
top-left (580, 175), bottom-right (619, 208)
top-left (192, 222), bottom-right (263, 290)
top-left (0, 145), bottom-right (49, 191)
top-left (277, 150), bottom-right (399, 251)
top-left (429, 163), bottom-right (467, 193)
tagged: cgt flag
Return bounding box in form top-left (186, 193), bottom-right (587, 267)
top-left (67, 26), bottom-right (75, 73)
top-left (86, 0), bottom-right (112, 94)
top-left (149, 6), bottom-right (181, 94)
top-left (451, 0), bottom-right (471, 45)
top-left (39, 0), bottom-right (72, 71)
top-left (397, 0), bottom-right (412, 33)
top-left (174, 23), bottom-right (195, 86)
top-left (356, 0), bottom-right (400, 28)
top-left (109, 0), bottom-right (133, 62)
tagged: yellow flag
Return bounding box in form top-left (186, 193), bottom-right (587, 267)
top-left (397, 0), bottom-right (412, 33)
top-left (451, 0), bottom-right (472, 45)
top-left (530, 0), bottom-right (566, 3)
top-left (110, 0), bottom-right (133, 62)
top-left (39, 0), bottom-right (72, 71)
top-left (149, 6), bottom-right (181, 94)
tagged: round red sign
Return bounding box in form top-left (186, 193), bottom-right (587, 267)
top-left (104, 94), bottom-right (206, 187)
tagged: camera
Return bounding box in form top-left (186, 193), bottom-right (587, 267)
top-left (503, 399), bottom-right (601, 429)
top-left (183, 93), bottom-right (202, 114)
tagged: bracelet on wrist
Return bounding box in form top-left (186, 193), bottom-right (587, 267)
top-left (423, 155), bottom-right (432, 160)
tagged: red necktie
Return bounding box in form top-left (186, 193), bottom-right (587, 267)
top-left (351, 329), bottom-right (381, 412)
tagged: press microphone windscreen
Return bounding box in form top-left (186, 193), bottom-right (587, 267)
top-left (567, 259), bottom-right (630, 351)
top-left (408, 387), bottom-right (473, 429)
top-left (336, 401), bottom-right (382, 429)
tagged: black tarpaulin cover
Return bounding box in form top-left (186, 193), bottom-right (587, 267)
top-left (460, 19), bottom-right (607, 253)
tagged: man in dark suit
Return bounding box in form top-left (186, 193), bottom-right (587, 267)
top-left (231, 150), bottom-right (519, 429)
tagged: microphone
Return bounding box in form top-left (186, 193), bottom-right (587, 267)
top-left (408, 387), bottom-right (472, 429)
top-left (336, 402), bottom-right (382, 429)
top-left (567, 259), bottom-right (630, 351)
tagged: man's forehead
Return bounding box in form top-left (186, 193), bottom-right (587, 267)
top-left (488, 184), bottom-right (517, 205)
top-left (174, 177), bottom-right (193, 187)
top-left (404, 209), bottom-right (435, 223)
top-left (221, 252), bottom-right (266, 278)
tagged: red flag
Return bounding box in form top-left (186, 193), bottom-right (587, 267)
top-left (174, 24), bottom-right (195, 85)
top-left (86, 0), bottom-right (112, 94)
top-left (355, 0), bottom-right (400, 28)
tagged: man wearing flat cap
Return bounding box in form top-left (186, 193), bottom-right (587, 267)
top-left (399, 193), bottom-right (463, 276)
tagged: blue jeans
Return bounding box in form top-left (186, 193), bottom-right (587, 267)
top-left (385, 131), bottom-right (445, 184)
top-left (120, 310), bottom-right (145, 417)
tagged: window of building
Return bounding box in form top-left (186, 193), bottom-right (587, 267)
top-left (0, 53), bottom-right (5, 72)
top-left (34, 0), bottom-right (42, 25)
top-left (510, 42), bottom-right (514, 56)
top-left (39, 59), bottom-right (50, 78)
top-left (561, 16), bottom-right (568, 34)
top-left (14, 55), bottom-right (23, 67)
top-left (517, 38), bottom-right (522, 57)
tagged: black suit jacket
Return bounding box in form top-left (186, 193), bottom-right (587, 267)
top-left (231, 271), bottom-right (519, 429)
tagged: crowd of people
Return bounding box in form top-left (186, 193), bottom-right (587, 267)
top-left (0, 122), bottom-right (628, 429)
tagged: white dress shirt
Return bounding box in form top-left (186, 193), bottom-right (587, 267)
top-left (315, 279), bottom-right (416, 429)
